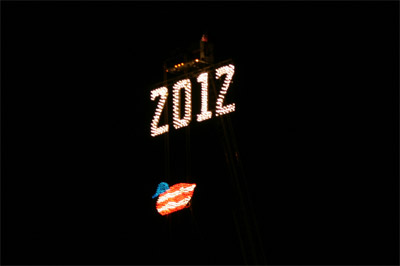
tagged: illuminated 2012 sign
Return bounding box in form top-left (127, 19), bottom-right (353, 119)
top-left (150, 64), bottom-right (235, 137)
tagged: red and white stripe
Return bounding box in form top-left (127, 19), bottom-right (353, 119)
top-left (156, 183), bottom-right (196, 216)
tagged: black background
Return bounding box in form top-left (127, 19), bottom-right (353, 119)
top-left (1, 1), bottom-right (399, 265)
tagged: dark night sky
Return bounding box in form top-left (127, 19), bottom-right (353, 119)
top-left (2, 1), bottom-right (399, 265)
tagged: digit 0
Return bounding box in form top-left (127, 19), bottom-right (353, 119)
top-left (172, 79), bottom-right (192, 129)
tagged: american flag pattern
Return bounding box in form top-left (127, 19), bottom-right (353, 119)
top-left (155, 183), bottom-right (196, 216)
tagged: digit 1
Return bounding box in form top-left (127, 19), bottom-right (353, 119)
top-left (196, 72), bottom-right (212, 122)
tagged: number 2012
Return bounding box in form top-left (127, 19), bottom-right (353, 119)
top-left (150, 64), bottom-right (235, 137)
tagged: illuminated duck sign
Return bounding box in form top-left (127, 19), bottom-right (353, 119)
top-left (152, 182), bottom-right (197, 216)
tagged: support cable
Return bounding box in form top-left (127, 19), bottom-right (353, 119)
top-left (210, 70), bottom-right (266, 265)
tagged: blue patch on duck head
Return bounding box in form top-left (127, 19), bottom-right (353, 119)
top-left (152, 182), bottom-right (169, 199)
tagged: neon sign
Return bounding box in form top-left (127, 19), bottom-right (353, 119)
top-left (150, 64), bottom-right (235, 137)
top-left (152, 182), bottom-right (197, 216)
